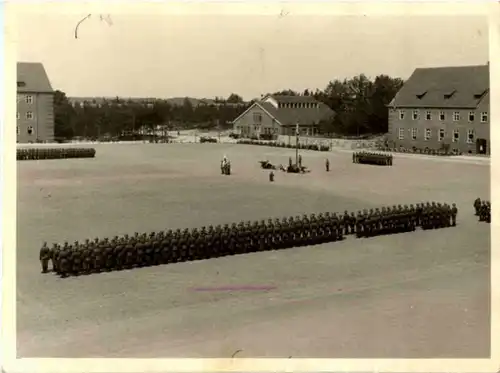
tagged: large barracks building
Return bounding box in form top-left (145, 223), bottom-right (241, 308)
top-left (17, 62), bottom-right (55, 143)
top-left (388, 63), bottom-right (490, 155)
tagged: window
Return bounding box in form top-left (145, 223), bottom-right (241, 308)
top-left (27, 126), bottom-right (34, 135)
top-left (253, 112), bottom-right (262, 123)
top-left (439, 111), bottom-right (445, 121)
top-left (411, 128), bottom-right (417, 140)
top-left (399, 110), bottom-right (405, 120)
top-left (398, 128), bottom-right (404, 140)
top-left (26, 111), bottom-right (33, 120)
top-left (467, 129), bottom-right (475, 144)
top-left (453, 111), bottom-right (460, 121)
top-left (425, 128), bottom-right (431, 141)
top-left (426, 111), bottom-right (432, 120)
top-left (412, 110), bottom-right (419, 120)
top-left (16, 112), bottom-right (20, 120)
top-left (453, 129), bottom-right (459, 142)
top-left (439, 129), bottom-right (445, 142)
top-left (25, 95), bottom-right (33, 104)
top-left (469, 112), bottom-right (475, 122)
top-left (481, 112), bottom-right (488, 122)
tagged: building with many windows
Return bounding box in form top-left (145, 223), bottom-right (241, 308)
top-left (388, 63), bottom-right (489, 154)
top-left (232, 94), bottom-right (335, 138)
top-left (17, 62), bottom-right (55, 143)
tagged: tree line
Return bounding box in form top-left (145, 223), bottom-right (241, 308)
top-left (54, 73), bottom-right (404, 140)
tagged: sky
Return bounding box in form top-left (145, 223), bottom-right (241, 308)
top-left (12, 7), bottom-right (488, 101)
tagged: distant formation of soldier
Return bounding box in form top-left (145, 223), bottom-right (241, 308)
top-left (474, 198), bottom-right (491, 223)
top-left (17, 147), bottom-right (96, 161)
top-left (39, 201), bottom-right (457, 277)
top-left (353, 151), bottom-right (393, 166)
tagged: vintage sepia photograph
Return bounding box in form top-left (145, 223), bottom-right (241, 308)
top-left (6, 3), bottom-right (493, 366)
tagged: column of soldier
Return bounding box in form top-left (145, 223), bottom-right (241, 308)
top-left (39, 202), bottom-right (457, 277)
top-left (353, 151), bottom-right (393, 166)
top-left (474, 198), bottom-right (491, 223)
top-left (17, 147), bottom-right (96, 161)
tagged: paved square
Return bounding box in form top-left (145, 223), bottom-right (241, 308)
top-left (17, 143), bottom-right (490, 358)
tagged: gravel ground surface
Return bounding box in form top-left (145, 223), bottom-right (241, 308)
top-left (17, 143), bottom-right (490, 358)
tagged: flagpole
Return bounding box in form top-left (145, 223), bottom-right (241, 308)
top-left (295, 122), bottom-right (299, 165)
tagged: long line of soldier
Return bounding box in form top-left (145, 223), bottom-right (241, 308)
top-left (39, 201), bottom-right (458, 277)
top-left (353, 151), bottom-right (393, 166)
top-left (17, 147), bottom-right (96, 161)
top-left (473, 198), bottom-right (491, 223)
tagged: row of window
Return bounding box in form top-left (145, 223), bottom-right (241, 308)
top-left (17, 94), bottom-right (34, 104)
top-left (277, 102), bottom-right (318, 109)
top-left (399, 110), bottom-right (488, 123)
top-left (17, 112), bottom-right (34, 120)
top-left (17, 126), bottom-right (35, 135)
top-left (398, 127), bottom-right (475, 143)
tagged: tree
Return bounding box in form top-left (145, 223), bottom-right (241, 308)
top-left (227, 93), bottom-right (243, 103)
top-left (53, 90), bottom-right (75, 139)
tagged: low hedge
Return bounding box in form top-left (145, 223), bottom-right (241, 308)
top-left (237, 139), bottom-right (330, 152)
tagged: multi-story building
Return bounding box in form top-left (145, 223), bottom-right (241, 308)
top-left (388, 64), bottom-right (490, 154)
top-left (232, 94), bottom-right (335, 138)
top-left (17, 62), bottom-right (55, 143)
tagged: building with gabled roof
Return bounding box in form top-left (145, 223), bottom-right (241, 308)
top-left (232, 94), bottom-right (335, 138)
top-left (17, 62), bottom-right (55, 143)
top-left (388, 63), bottom-right (490, 154)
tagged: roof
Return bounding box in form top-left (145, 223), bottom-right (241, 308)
top-left (390, 64), bottom-right (489, 109)
top-left (234, 95), bottom-right (335, 127)
top-left (266, 94), bottom-right (319, 104)
top-left (17, 62), bottom-right (54, 93)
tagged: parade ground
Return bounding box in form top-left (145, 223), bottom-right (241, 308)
top-left (17, 143), bottom-right (490, 358)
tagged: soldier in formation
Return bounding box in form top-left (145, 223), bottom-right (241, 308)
top-left (353, 151), bottom-right (393, 166)
top-left (477, 200), bottom-right (491, 223)
top-left (325, 158), bottom-right (330, 172)
top-left (40, 201), bottom-right (458, 277)
top-left (17, 147), bottom-right (96, 161)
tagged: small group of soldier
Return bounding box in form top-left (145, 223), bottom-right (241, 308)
top-left (39, 201), bottom-right (457, 277)
top-left (474, 198), bottom-right (491, 223)
top-left (350, 202), bottom-right (457, 237)
top-left (17, 147), bottom-right (96, 161)
top-left (353, 151), bottom-right (393, 166)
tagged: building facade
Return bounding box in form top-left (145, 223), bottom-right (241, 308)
top-left (232, 94), bottom-right (335, 138)
top-left (17, 62), bottom-right (55, 143)
top-left (388, 64), bottom-right (490, 154)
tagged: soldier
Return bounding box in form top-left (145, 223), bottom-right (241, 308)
top-left (298, 154), bottom-right (302, 168)
top-left (105, 238), bottom-right (115, 270)
top-left (93, 240), bottom-right (104, 272)
top-left (113, 237), bottom-right (124, 270)
top-left (325, 158), bottom-right (330, 172)
top-left (451, 203), bottom-right (458, 226)
top-left (486, 201), bottom-right (491, 223)
top-left (51, 243), bottom-right (60, 273)
top-left (71, 242), bottom-right (82, 275)
top-left (289, 156), bottom-right (293, 168)
top-left (144, 233), bottom-right (154, 265)
top-left (473, 198), bottom-right (481, 216)
top-left (269, 171), bottom-right (275, 182)
top-left (39, 242), bottom-right (51, 273)
top-left (58, 246), bottom-right (70, 278)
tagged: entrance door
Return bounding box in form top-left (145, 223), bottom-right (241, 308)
top-left (476, 138), bottom-right (487, 154)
